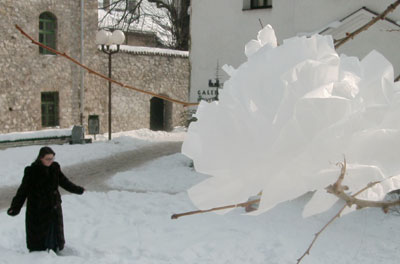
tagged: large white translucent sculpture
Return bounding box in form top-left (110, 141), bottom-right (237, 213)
top-left (182, 25), bottom-right (400, 217)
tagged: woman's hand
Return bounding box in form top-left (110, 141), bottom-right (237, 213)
top-left (7, 208), bottom-right (18, 216)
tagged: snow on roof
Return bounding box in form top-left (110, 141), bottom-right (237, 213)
top-left (0, 128), bottom-right (72, 142)
top-left (98, 44), bottom-right (189, 57)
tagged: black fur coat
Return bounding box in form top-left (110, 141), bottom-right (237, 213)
top-left (8, 161), bottom-right (84, 251)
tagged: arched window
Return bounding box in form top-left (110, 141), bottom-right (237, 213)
top-left (39, 12), bottom-right (57, 55)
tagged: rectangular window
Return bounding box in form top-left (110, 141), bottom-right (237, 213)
top-left (41, 92), bottom-right (59, 127)
top-left (251, 0), bottom-right (272, 9)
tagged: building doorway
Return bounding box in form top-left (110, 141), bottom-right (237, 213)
top-left (150, 96), bottom-right (172, 131)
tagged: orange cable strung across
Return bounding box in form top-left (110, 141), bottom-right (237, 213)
top-left (15, 24), bottom-right (199, 107)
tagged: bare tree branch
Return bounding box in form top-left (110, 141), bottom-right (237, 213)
top-left (98, 1), bottom-right (120, 26)
top-left (296, 204), bottom-right (347, 264)
top-left (99, 0), bottom-right (190, 50)
top-left (171, 198), bottom-right (261, 219)
top-left (100, 0), bottom-right (144, 31)
top-left (149, 0), bottom-right (174, 14)
top-left (334, 0), bottom-right (400, 49)
top-left (326, 159), bottom-right (400, 210)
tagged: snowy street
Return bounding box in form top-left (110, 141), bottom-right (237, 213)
top-left (60, 141), bottom-right (182, 193)
top-left (0, 141), bottom-right (182, 210)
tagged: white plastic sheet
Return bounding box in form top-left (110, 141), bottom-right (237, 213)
top-left (182, 25), bottom-right (400, 217)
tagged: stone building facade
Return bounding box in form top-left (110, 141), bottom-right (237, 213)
top-left (0, 0), bottom-right (189, 135)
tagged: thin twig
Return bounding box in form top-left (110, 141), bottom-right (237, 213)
top-left (15, 25), bottom-right (198, 107)
top-left (296, 181), bottom-right (382, 263)
top-left (385, 29), bottom-right (400, 32)
top-left (332, 158), bottom-right (347, 193)
top-left (334, 0), bottom-right (400, 48)
top-left (296, 204), bottom-right (346, 263)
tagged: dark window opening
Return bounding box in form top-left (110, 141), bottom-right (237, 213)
top-left (41, 92), bottom-right (59, 127)
top-left (39, 12), bottom-right (57, 55)
top-left (251, 0), bottom-right (272, 9)
top-left (150, 97), bottom-right (164, 131)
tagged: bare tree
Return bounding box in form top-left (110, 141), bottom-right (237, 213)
top-left (98, 0), bottom-right (190, 50)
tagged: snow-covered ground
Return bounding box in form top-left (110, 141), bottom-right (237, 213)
top-left (0, 128), bottom-right (399, 264)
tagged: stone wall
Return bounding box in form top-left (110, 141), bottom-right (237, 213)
top-left (0, 0), bottom-right (189, 135)
top-left (87, 49), bottom-right (189, 133)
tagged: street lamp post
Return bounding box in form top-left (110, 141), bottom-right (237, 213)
top-left (96, 29), bottom-right (125, 140)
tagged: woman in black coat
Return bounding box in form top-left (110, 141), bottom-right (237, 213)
top-left (7, 146), bottom-right (84, 253)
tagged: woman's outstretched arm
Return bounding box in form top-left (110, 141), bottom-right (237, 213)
top-left (56, 163), bottom-right (84, 194)
top-left (8, 167), bottom-right (31, 216)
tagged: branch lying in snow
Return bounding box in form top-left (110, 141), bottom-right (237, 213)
top-left (334, 0), bottom-right (400, 49)
top-left (297, 158), bottom-right (400, 263)
top-left (15, 25), bottom-right (198, 107)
